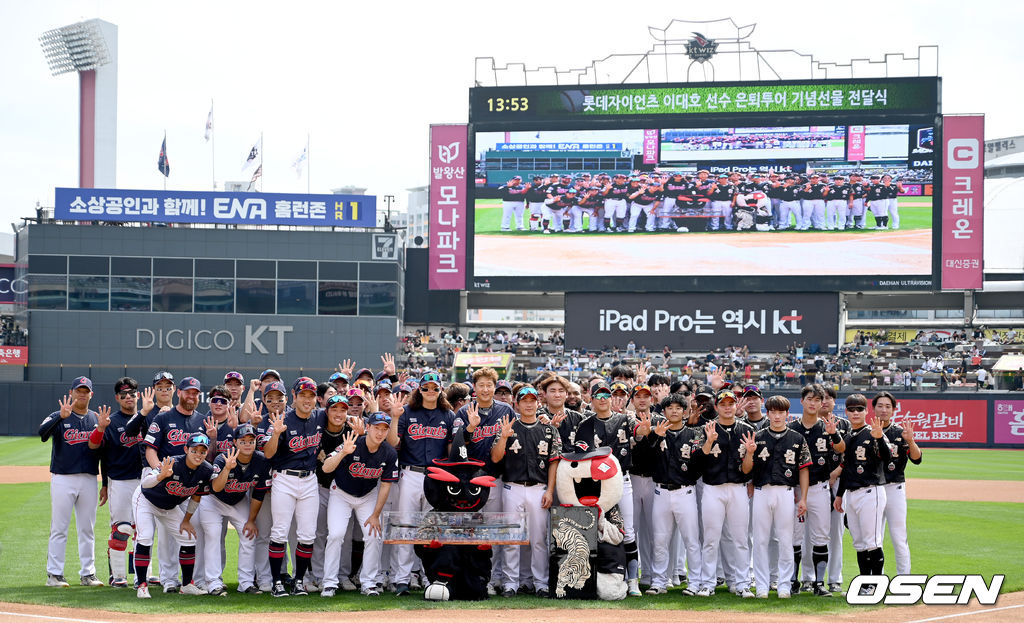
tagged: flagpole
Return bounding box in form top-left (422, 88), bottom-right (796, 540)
top-left (306, 133), bottom-right (310, 194)
top-left (260, 131), bottom-right (264, 192)
top-left (210, 99), bottom-right (216, 190)
top-left (163, 130), bottom-right (167, 191)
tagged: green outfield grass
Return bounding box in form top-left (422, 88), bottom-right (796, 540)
top-left (0, 436), bottom-right (50, 466)
top-left (0, 481), bottom-right (1019, 613)
top-left (474, 197), bottom-right (932, 236)
top-left (906, 449), bottom-right (1024, 481)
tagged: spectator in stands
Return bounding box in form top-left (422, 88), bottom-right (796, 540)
top-left (976, 368), bottom-right (990, 390)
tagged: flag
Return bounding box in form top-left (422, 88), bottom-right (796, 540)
top-left (157, 135), bottom-right (170, 177)
top-left (243, 137), bottom-right (261, 172)
top-left (247, 164), bottom-right (262, 191)
top-left (291, 145), bottom-right (307, 179)
top-left (204, 103), bottom-right (213, 142)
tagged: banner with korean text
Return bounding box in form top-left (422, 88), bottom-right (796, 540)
top-left (881, 397), bottom-right (987, 444)
top-left (941, 115), bottom-right (984, 290)
top-left (428, 124), bottom-right (468, 290)
top-left (54, 188), bottom-right (376, 228)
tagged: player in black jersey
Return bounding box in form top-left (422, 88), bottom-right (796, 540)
top-left (875, 391), bottom-right (922, 575)
top-left (825, 175), bottom-right (852, 230)
top-left (748, 395), bottom-right (811, 599)
top-left (834, 394), bottom-right (893, 595)
top-left (491, 387), bottom-right (560, 597)
top-left (525, 175), bottom-right (549, 232)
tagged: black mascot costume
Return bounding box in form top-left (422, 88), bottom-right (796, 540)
top-left (415, 441), bottom-right (497, 601)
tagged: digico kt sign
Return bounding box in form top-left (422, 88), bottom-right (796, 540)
top-left (136, 325), bottom-right (293, 354)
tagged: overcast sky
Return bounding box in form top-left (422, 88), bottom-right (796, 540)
top-left (0, 0), bottom-right (1020, 227)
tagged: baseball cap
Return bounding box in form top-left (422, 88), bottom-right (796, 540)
top-left (742, 384), bottom-right (762, 398)
top-left (328, 372), bottom-right (349, 384)
top-left (346, 387), bottom-right (366, 401)
top-left (591, 382), bottom-right (612, 398)
top-left (152, 371), bottom-right (174, 386)
top-left (354, 367), bottom-right (374, 381)
top-left (375, 370), bottom-right (391, 383)
top-left (325, 394), bottom-right (350, 409)
top-left (394, 382), bottom-right (412, 394)
top-left (293, 377), bottom-right (317, 394)
top-left (178, 377), bottom-right (201, 392)
top-left (374, 382), bottom-right (393, 395)
top-left (71, 376), bottom-right (93, 391)
top-left (495, 380), bottom-right (513, 392)
top-left (420, 372), bottom-right (442, 387)
top-left (511, 175), bottom-right (522, 181)
top-left (631, 384), bottom-right (652, 398)
top-left (235, 424), bottom-right (257, 438)
top-left (715, 390), bottom-right (738, 403)
top-left (259, 369), bottom-right (281, 381)
top-left (186, 432), bottom-right (211, 449)
top-left (224, 371), bottom-right (244, 383)
top-left (516, 387), bottom-right (539, 401)
top-left (263, 381), bottom-right (286, 396)
top-left (367, 411), bottom-right (392, 427)
top-left (565, 187), bottom-right (578, 194)
top-left (610, 381), bottom-right (629, 395)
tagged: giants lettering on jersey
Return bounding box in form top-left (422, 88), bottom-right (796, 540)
top-left (349, 462), bottom-right (383, 480)
top-left (222, 479), bottom-right (256, 494)
top-left (408, 423), bottom-right (447, 440)
top-left (216, 439), bottom-right (233, 452)
top-left (63, 429), bottom-right (91, 445)
top-left (287, 432), bottom-right (323, 452)
top-left (165, 481), bottom-right (201, 497)
top-left (119, 431), bottom-right (143, 447)
top-left (166, 428), bottom-right (191, 446)
top-left (471, 423), bottom-right (502, 443)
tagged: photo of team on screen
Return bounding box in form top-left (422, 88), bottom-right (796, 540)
top-left (496, 169), bottom-right (910, 234)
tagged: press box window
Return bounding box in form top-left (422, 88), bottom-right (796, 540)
top-left (152, 277), bottom-right (192, 313)
top-left (195, 278), bottom-right (234, 313)
top-left (358, 281), bottom-right (398, 316)
top-left (69, 256), bottom-right (110, 276)
top-left (318, 281), bottom-right (357, 316)
top-left (68, 276), bottom-right (109, 311)
top-left (28, 255), bottom-right (67, 274)
top-left (277, 280), bottom-right (315, 315)
top-left (111, 277), bottom-right (151, 311)
top-left (236, 279), bottom-right (276, 314)
top-left (27, 274), bottom-right (67, 310)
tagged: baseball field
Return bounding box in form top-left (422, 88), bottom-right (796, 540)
top-left (473, 198), bottom-right (933, 277)
top-left (0, 438), bottom-right (1020, 622)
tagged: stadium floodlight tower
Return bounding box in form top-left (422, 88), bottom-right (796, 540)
top-left (39, 19), bottom-right (118, 188)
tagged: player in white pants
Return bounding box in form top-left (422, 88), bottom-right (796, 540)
top-left (875, 391), bottom-right (922, 575)
top-left (498, 176), bottom-right (528, 232)
top-left (826, 199), bottom-right (848, 230)
top-left (835, 394), bottom-right (892, 593)
top-left (321, 415), bottom-right (398, 597)
top-left (605, 198), bottom-right (628, 231)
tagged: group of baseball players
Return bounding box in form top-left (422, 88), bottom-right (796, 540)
top-left (42, 359), bottom-right (921, 601)
top-left (497, 170), bottom-right (907, 233)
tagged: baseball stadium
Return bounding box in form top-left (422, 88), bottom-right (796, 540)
top-left (1, 10), bottom-right (1023, 623)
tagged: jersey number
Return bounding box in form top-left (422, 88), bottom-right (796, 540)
top-left (709, 443), bottom-right (722, 458)
top-left (509, 439), bottom-right (522, 454)
top-left (855, 446), bottom-right (867, 462)
top-left (815, 437), bottom-right (828, 453)
top-left (758, 447), bottom-right (770, 461)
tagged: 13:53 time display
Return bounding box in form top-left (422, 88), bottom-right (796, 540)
top-left (485, 97), bottom-right (529, 112)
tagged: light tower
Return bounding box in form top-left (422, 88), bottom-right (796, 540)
top-left (39, 19), bottom-right (118, 188)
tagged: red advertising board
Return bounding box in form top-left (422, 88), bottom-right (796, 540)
top-left (940, 115), bottom-right (985, 290)
top-left (0, 346), bottom-right (27, 365)
top-left (428, 125), bottom-right (468, 290)
top-left (876, 398), bottom-right (987, 443)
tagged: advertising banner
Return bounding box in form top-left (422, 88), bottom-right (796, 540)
top-left (941, 115), bottom-right (985, 290)
top-left (564, 292), bottom-right (839, 351)
top-left (54, 188), bottom-right (375, 228)
top-left (882, 398), bottom-right (988, 443)
top-left (994, 400), bottom-right (1024, 445)
top-left (0, 346), bottom-right (27, 365)
top-left (428, 124), bottom-right (468, 290)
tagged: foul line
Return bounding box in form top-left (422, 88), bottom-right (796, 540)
top-left (0, 612), bottom-right (113, 623)
top-left (904, 604), bottom-right (1024, 622)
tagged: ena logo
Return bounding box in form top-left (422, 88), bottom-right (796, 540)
top-left (847, 574), bottom-right (1004, 605)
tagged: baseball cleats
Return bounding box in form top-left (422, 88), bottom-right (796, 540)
top-left (242, 585), bottom-right (262, 594)
top-left (812, 582), bottom-right (832, 597)
top-left (645, 586), bottom-right (667, 595)
top-left (627, 579), bottom-right (642, 597)
top-left (46, 574), bottom-right (70, 587)
top-left (361, 587), bottom-right (381, 597)
top-left (340, 577), bottom-right (357, 591)
top-left (828, 582), bottom-right (843, 594)
top-left (137, 584), bottom-right (151, 599)
top-left (681, 587), bottom-right (696, 596)
top-left (271, 580), bottom-right (288, 598)
top-left (733, 587), bottom-right (755, 598)
top-left (695, 587), bottom-right (714, 597)
top-left (162, 583), bottom-right (180, 594)
top-left (180, 582), bottom-right (205, 595)
top-left (303, 579), bottom-right (321, 593)
top-left (321, 587), bottom-right (336, 598)
top-left (110, 577), bottom-right (129, 589)
top-left (777, 590), bottom-right (791, 599)
top-left (501, 587), bottom-right (516, 598)
top-left (409, 574), bottom-right (422, 591)
top-left (394, 582), bottom-right (410, 596)
top-left (755, 592), bottom-right (769, 599)
top-left (80, 574), bottom-right (103, 587)
top-left (535, 588), bottom-right (549, 598)
top-left (208, 585), bottom-right (227, 597)
top-left (486, 583), bottom-right (497, 596)
top-left (290, 583), bottom-right (308, 596)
